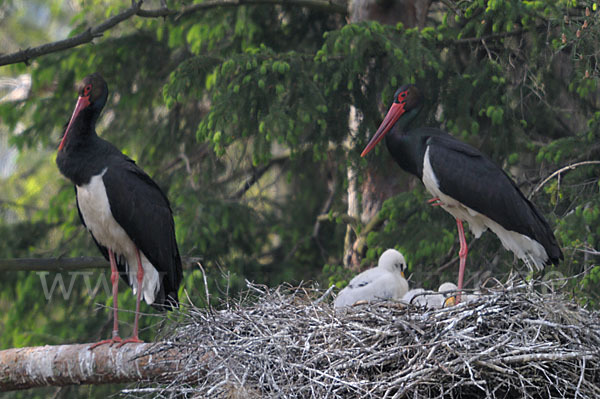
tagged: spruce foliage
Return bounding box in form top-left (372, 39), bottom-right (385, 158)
top-left (0, 4), bottom-right (599, 395)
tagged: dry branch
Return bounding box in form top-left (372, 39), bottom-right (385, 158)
top-left (529, 160), bottom-right (600, 198)
top-left (141, 281), bottom-right (600, 399)
top-left (0, 342), bottom-right (183, 391)
top-left (0, 1), bottom-right (143, 66)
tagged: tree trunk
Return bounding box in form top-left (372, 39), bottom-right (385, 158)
top-left (343, 0), bottom-right (433, 269)
top-left (0, 342), bottom-right (183, 391)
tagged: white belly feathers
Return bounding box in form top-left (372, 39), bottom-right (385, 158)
top-left (76, 168), bottom-right (160, 304)
top-left (422, 147), bottom-right (548, 270)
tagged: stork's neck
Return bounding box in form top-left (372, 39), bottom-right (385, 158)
top-left (56, 127), bottom-right (110, 186)
top-left (60, 106), bottom-right (101, 152)
top-left (384, 105), bottom-right (428, 179)
top-left (396, 105), bottom-right (422, 132)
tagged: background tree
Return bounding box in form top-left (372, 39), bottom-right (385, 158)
top-left (1, 0), bottom-right (599, 396)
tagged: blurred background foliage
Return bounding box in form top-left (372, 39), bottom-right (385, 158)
top-left (0, 0), bottom-right (599, 396)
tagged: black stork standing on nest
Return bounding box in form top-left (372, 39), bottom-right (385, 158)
top-left (56, 73), bottom-right (183, 347)
top-left (361, 84), bottom-right (563, 296)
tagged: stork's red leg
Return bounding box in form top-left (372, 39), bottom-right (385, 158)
top-left (427, 197), bottom-right (443, 207)
top-left (455, 219), bottom-right (468, 303)
top-left (89, 249), bottom-right (122, 349)
top-left (118, 248), bottom-right (144, 346)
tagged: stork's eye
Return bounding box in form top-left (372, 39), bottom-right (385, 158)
top-left (83, 84), bottom-right (92, 96)
top-left (398, 91), bottom-right (408, 102)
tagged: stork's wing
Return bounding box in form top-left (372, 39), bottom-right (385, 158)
top-left (101, 158), bottom-right (183, 308)
top-left (334, 269), bottom-right (402, 308)
top-left (427, 135), bottom-right (562, 264)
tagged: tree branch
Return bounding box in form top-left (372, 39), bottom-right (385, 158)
top-left (316, 212), bottom-right (358, 228)
top-left (0, 1), bottom-right (143, 66)
top-left (0, 342), bottom-right (183, 391)
top-left (529, 160), bottom-right (600, 199)
top-left (232, 155), bottom-right (289, 199)
top-left (350, 212), bottom-right (386, 259)
top-left (0, 0), bottom-right (347, 67)
top-left (0, 256), bottom-right (203, 272)
top-left (452, 29), bottom-right (525, 44)
top-left (176, 0), bottom-right (347, 20)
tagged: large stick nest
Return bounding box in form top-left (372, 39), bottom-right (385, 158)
top-left (141, 280), bottom-right (600, 398)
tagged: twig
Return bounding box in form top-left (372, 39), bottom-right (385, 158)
top-left (313, 285), bottom-right (335, 304)
top-left (577, 248), bottom-right (600, 256)
top-left (529, 161), bottom-right (600, 199)
top-left (196, 261), bottom-right (211, 306)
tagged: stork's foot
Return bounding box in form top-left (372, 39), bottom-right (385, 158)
top-left (427, 197), bottom-right (443, 207)
top-left (117, 336), bottom-right (144, 347)
top-left (88, 336), bottom-right (123, 350)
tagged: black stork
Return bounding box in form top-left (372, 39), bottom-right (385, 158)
top-left (56, 73), bottom-right (183, 346)
top-left (361, 84), bottom-right (563, 295)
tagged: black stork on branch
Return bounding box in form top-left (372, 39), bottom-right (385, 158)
top-left (361, 84), bottom-right (563, 295)
top-left (56, 73), bottom-right (183, 347)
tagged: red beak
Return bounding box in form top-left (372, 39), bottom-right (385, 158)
top-left (360, 102), bottom-right (406, 157)
top-left (58, 95), bottom-right (91, 151)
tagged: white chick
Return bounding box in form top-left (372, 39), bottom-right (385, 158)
top-left (402, 282), bottom-right (459, 308)
top-left (334, 249), bottom-right (409, 308)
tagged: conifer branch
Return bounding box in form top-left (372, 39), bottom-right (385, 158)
top-left (0, 0), bottom-right (348, 67)
top-left (453, 29), bottom-right (525, 44)
top-left (232, 155), bottom-right (289, 199)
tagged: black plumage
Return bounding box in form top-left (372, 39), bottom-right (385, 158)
top-left (361, 84), bottom-right (563, 295)
top-left (56, 73), bottom-right (182, 345)
top-left (385, 128), bottom-right (563, 266)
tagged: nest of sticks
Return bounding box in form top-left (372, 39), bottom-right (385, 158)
top-left (139, 279), bottom-right (600, 399)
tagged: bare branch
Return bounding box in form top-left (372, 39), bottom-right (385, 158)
top-left (0, 0), bottom-right (348, 67)
top-left (0, 1), bottom-right (143, 66)
top-left (0, 342), bottom-right (183, 391)
top-left (529, 160), bottom-right (600, 199)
